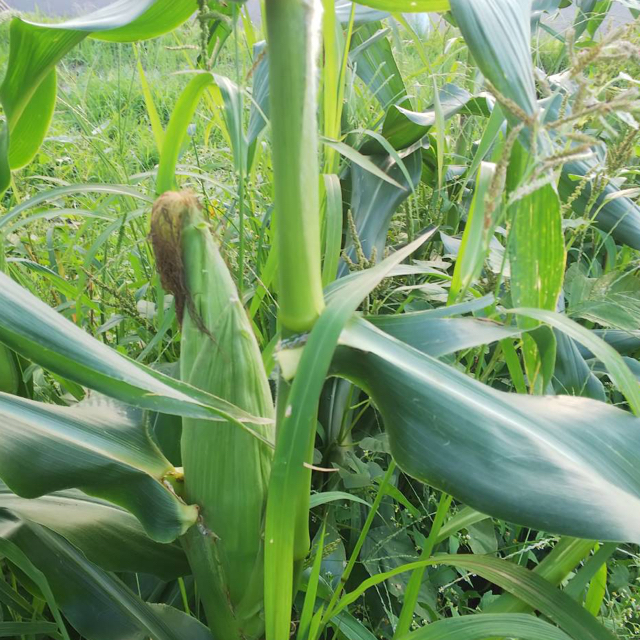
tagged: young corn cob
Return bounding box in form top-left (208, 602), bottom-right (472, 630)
top-left (150, 191), bottom-right (274, 640)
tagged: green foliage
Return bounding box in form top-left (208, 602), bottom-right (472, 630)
top-left (0, 1), bottom-right (639, 639)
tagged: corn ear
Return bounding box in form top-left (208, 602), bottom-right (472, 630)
top-left (151, 191), bottom-right (274, 640)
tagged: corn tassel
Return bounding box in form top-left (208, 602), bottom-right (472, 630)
top-left (150, 191), bottom-right (274, 640)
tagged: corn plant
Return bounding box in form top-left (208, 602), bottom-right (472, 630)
top-left (0, 0), bottom-right (640, 639)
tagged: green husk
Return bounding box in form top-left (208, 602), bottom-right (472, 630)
top-left (151, 191), bottom-right (274, 640)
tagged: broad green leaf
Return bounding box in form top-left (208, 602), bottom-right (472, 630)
top-left (510, 185), bottom-right (565, 320)
top-left (0, 0), bottom-right (197, 186)
top-left (0, 522), bottom-right (211, 640)
top-left (368, 316), bottom-right (521, 358)
top-left (0, 622), bottom-right (60, 637)
top-left (333, 318), bottom-right (640, 543)
top-left (299, 526), bottom-right (326, 640)
top-left (354, 0), bottom-right (450, 11)
top-left (509, 184), bottom-right (565, 393)
top-left (331, 611), bottom-right (378, 640)
top-left (247, 41), bottom-right (270, 169)
top-left (322, 174), bottom-right (344, 286)
top-left (564, 542), bottom-right (617, 601)
top-left (156, 72), bottom-right (217, 194)
top-left (585, 545), bottom-right (607, 615)
top-left (374, 83), bottom-right (493, 153)
top-left (398, 613), bottom-right (573, 640)
top-left (340, 149), bottom-right (422, 273)
top-left (264, 231), bottom-right (436, 640)
top-left (484, 537), bottom-right (596, 615)
top-left (560, 160), bottom-right (640, 251)
top-left (350, 23), bottom-right (407, 111)
top-left (0, 538), bottom-right (70, 640)
top-left (334, 554), bottom-right (616, 640)
top-left (436, 506), bottom-right (489, 543)
top-left (0, 392), bottom-right (197, 543)
top-left (0, 123), bottom-right (9, 198)
top-left (450, 0), bottom-right (538, 118)
top-left (577, 329), bottom-right (640, 359)
top-left (510, 308), bottom-right (640, 414)
top-left (322, 138), bottom-right (404, 189)
top-left (0, 481), bottom-right (188, 579)
top-left (449, 162), bottom-right (497, 301)
top-left (554, 330), bottom-right (606, 401)
top-left (309, 491), bottom-right (371, 509)
top-left (0, 272), bottom-right (269, 426)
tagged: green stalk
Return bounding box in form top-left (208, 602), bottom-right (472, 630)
top-left (265, 0), bottom-right (325, 333)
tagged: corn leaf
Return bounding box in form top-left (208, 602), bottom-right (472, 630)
top-left (372, 83), bottom-right (493, 153)
top-left (397, 614), bottom-right (573, 640)
top-left (0, 481), bottom-right (188, 579)
top-left (355, 1), bottom-right (450, 11)
top-left (0, 622), bottom-right (60, 637)
top-left (449, 162), bottom-right (497, 301)
top-left (333, 317), bottom-right (640, 543)
top-left (449, 0), bottom-right (538, 118)
top-left (369, 315), bottom-right (521, 357)
top-left (340, 149), bottom-right (422, 273)
top-left (509, 184), bottom-right (565, 392)
top-left (350, 23), bottom-right (407, 111)
top-left (0, 272), bottom-right (268, 426)
top-left (0, 0), bottom-right (197, 188)
top-left (560, 160), bottom-right (640, 251)
top-left (510, 307), bottom-right (640, 414)
top-left (553, 330), bottom-right (606, 400)
top-left (0, 538), bottom-right (70, 640)
top-left (0, 392), bottom-right (197, 543)
top-left (509, 185), bottom-right (565, 318)
top-left (334, 554), bottom-right (616, 640)
top-left (0, 523), bottom-right (211, 640)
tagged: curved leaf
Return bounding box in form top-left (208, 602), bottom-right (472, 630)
top-left (554, 329), bottom-right (606, 401)
top-left (0, 522), bottom-right (210, 640)
top-left (560, 160), bottom-right (640, 251)
top-left (350, 23), bottom-right (407, 111)
top-left (510, 307), bottom-right (640, 414)
top-left (340, 149), bottom-right (423, 273)
top-left (0, 272), bottom-right (269, 427)
top-left (450, 0), bottom-right (538, 117)
top-left (0, 392), bottom-right (196, 543)
top-left (0, 0), bottom-right (197, 182)
top-left (0, 481), bottom-right (188, 579)
top-left (368, 315), bottom-right (521, 357)
top-left (577, 328), bottom-right (640, 359)
top-left (374, 83), bottom-right (493, 153)
top-left (333, 318), bottom-right (640, 543)
top-left (334, 553), bottom-right (616, 640)
top-left (398, 613), bottom-right (573, 640)
top-left (354, 0), bottom-right (450, 11)
top-left (0, 537), bottom-right (70, 640)
top-left (157, 72), bottom-right (245, 193)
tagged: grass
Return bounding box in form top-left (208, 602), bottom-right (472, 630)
top-left (1, 4), bottom-right (640, 639)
